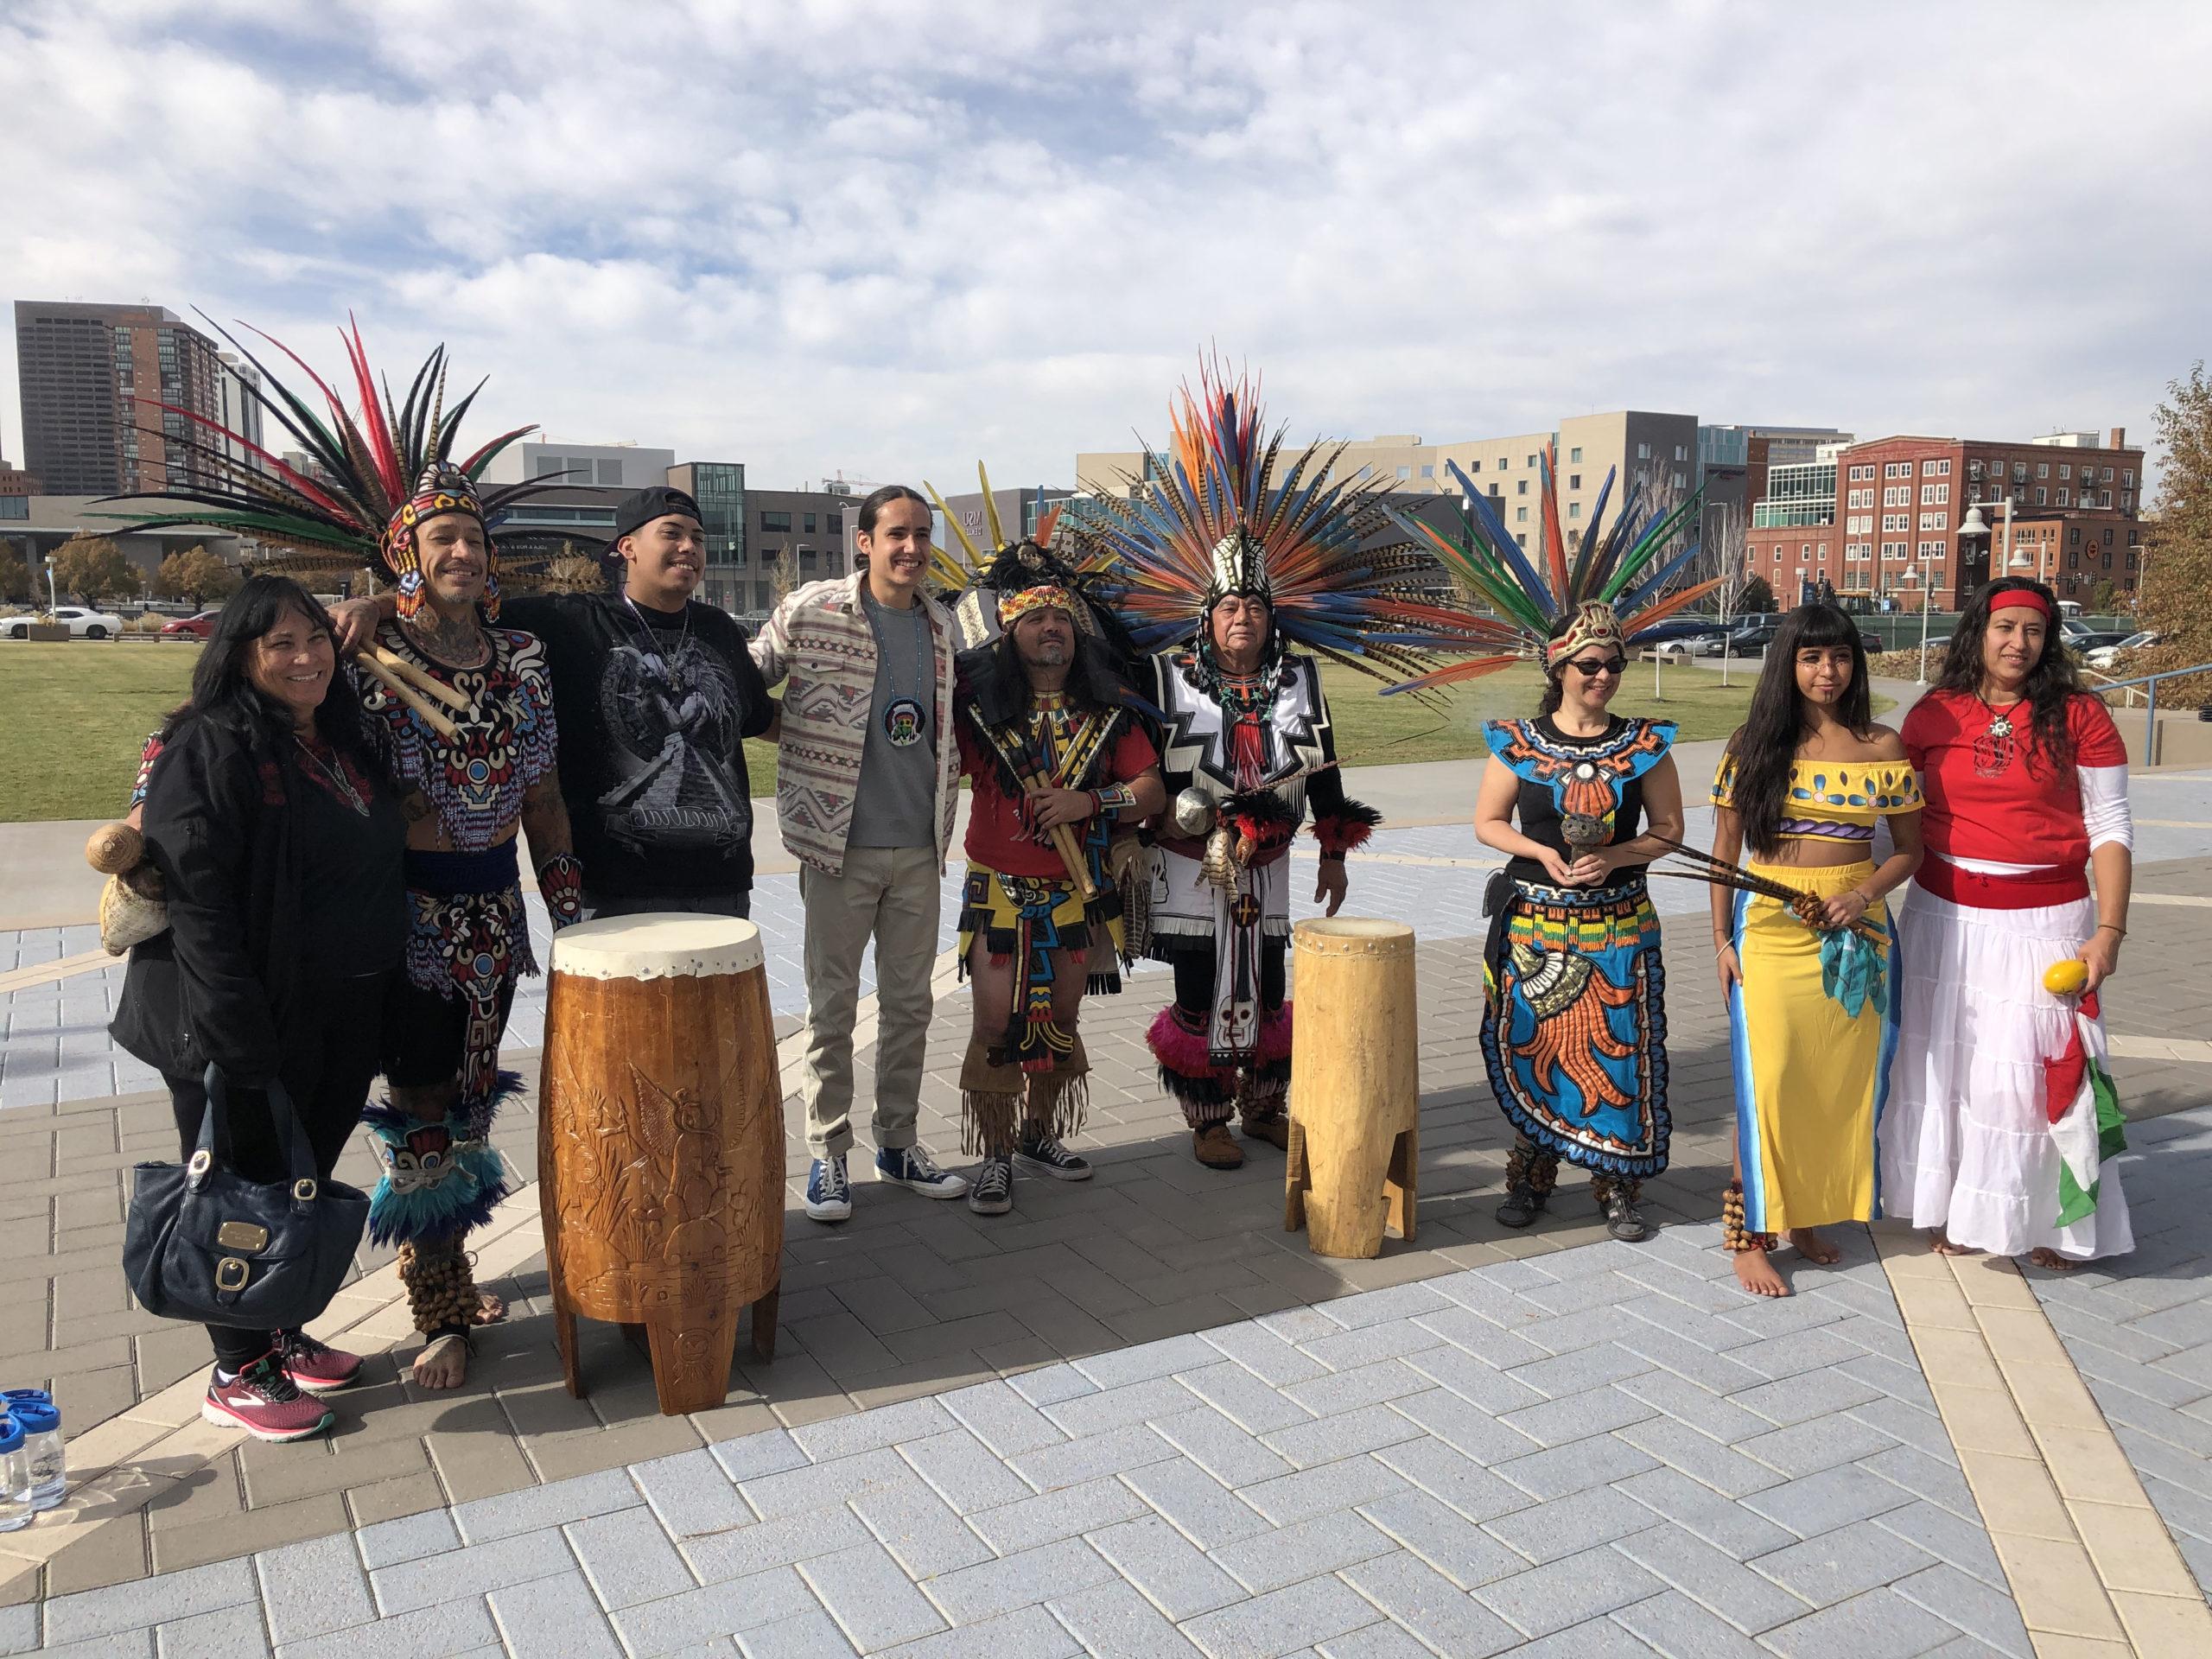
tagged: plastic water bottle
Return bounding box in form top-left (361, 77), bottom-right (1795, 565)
top-left (7, 1399), bottom-right (62, 1510)
top-left (0, 1416), bottom-right (30, 1533)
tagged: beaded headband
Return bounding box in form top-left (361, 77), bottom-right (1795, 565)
top-left (999, 585), bottom-right (1076, 626)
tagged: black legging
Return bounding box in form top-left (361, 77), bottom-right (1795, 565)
top-left (166, 972), bottom-right (388, 1371)
top-left (1169, 937), bottom-right (1287, 1017)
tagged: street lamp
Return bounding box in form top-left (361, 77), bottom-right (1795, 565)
top-left (1899, 557), bottom-right (1937, 683)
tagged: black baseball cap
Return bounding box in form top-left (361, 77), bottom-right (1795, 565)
top-left (611, 486), bottom-right (703, 544)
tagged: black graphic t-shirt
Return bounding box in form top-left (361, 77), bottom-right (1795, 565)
top-left (502, 592), bottom-right (773, 898)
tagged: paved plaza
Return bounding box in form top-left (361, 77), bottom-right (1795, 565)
top-left (0, 736), bottom-right (2208, 1656)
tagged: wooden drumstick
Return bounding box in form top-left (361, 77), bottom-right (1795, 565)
top-left (86, 822), bottom-right (143, 874)
top-left (1019, 778), bottom-right (1098, 900)
top-left (357, 657), bottom-right (464, 744)
top-left (361, 645), bottom-right (472, 713)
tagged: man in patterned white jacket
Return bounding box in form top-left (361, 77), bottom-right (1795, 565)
top-left (750, 485), bottom-right (969, 1221)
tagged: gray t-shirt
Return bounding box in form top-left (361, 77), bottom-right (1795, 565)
top-left (848, 588), bottom-right (939, 849)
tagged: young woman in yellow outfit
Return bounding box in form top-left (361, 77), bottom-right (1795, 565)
top-left (1710, 603), bottom-right (1923, 1296)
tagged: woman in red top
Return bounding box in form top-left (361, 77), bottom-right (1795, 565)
top-left (1879, 577), bottom-right (2134, 1267)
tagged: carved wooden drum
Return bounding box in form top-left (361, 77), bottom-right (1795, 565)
top-left (539, 916), bottom-right (783, 1414)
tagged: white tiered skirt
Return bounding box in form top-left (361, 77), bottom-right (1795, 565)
top-left (1877, 884), bottom-right (2132, 1261)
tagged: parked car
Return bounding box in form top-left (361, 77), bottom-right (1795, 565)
top-left (2085, 631), bottom-right (2163, 672)
top-left (5, 607), bottom-right (125, 640)
top-left (161, 609), bottom-right (224, 639)
top-left (1688, 617), bottom-right (1881, 658)
top-left (2065, 630), bottom-right (2129, 657)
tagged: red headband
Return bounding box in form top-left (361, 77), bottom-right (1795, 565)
top-left (1989, 588), bottom-right (2050, 619)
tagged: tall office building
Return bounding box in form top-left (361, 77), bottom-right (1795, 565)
top-left (216, 353), bottom-right (268, 476)
top-left (13, 302), bottom-right (225, 496)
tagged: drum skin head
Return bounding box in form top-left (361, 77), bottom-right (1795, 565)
top-left (550, 915), bottom-right (764, 979)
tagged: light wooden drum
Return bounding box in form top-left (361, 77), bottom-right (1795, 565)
top-left (538, 915), bottom-right (783, 1415)
top-left (1285, 918), bottom-right (1419, 1259)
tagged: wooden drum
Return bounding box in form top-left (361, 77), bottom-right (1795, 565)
top-left (1284, 918), bottom-right (1420, 1259)
top-left (538, 916), bottom-right (783, 1415)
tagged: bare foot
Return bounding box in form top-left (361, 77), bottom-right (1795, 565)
top-left (2027, 1247), bottom-right (2078, 1272)
top-left (1732, 1249), bottom-right (1790, 1297)
top-left (1789, 1226), bottom-right (1841, 1266)
top-left (412, 1332), bottom-right (470, 1390)
top-left (477, 1291), bottom-right (508, 1325)
top-left (1928, 1228), bottom-right (1971, 1256)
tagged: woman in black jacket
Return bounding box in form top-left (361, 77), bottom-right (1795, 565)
top-left (112, 575), bottom-right (404, 1442)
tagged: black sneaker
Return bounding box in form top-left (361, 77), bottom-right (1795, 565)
top-left (1014, 1124), bottom-right (1092, 1182)
top-left (967, 1156), bottom-right (1014, 1216)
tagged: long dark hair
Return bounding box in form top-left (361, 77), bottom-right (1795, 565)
top-left (1936, 575), bottom-right (2081, 775)
top-left (160, 575), bottom-right (382, 771)
top-left (1726, 603), bottom-right (1873, 856)
top-left (984, 624), bottom-right (1121, 719)
top-left (1535, 613), bottom-right (1576, 716)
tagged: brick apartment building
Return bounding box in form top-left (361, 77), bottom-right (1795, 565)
top-left (1746, 429), bottom-right (2145, 609)
top-left (14, 302), bottom-right (226, 496)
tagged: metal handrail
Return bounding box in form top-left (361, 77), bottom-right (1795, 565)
top-left (2092, 660), bottom-right (2212, 758)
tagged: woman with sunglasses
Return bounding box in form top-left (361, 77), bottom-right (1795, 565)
top-left (1474, 601), bottom-right (1684, 1242)
top-left (1709, 604), bottom-right (1923, 1296)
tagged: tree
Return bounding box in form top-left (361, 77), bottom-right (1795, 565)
top-left (52, 536), bottom-right (143, 604)
top-left (0, 544), bottom-right (30, 604)
top-left (1738, 574), bottom-right (1777, 613)
top-left (2134, 362), bottom-right (2212, 703)
top-left (151, 544), bottom-right (241, 607)
top-left (2088, 577), bottom-right (2120, 614)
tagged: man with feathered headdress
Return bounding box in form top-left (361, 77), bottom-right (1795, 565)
top-left (106, 319), bottom-right (582, 1390)
top-left (1082, 370), bottom-right (1478, 1168)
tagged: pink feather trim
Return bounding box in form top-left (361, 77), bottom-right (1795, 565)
top-left (1258, 1001), bottom-right (1294, 1061)
top-left (1147, 1006), bottom-right (1223, 1079)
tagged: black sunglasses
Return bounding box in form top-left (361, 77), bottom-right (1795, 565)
top-left (1566, 657), bottom-right (1627, 677)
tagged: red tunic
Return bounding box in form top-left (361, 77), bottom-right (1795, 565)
top-left (1903, 690), bottom-right (2125, 868)
top-left (957, 714), bottom-right (1158, 877)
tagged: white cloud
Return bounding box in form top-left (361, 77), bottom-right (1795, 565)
top-left (3, 0), bottom-right (2207, 497)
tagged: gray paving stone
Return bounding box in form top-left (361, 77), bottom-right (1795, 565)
top-left (1730, 1369), bottom-right (1885, 1430)
top-left (1179, 1575), bottom-right (1384, 1659)
top-left (1046, 1374), bottom-right (1200, 1438)
top-left (635, 1448), bottom-right (753, 1538)
top-left (0, 1605), bottom-right (32, 1656)
top-left (1182, 1357), bottom-right (1327, 1430)
top-left (272, 1599), bottom-right (501, 1659)
top-left (1743, 1463), bottom-right (1919, 1540)
top-left (35, 1633), bottom-right (154, 1659)
top-left (1046, 1580), bottom-right (1205, 1657)
top-left (1297, 1317), bottom-right (1453, 1372)
top-left (1756, 1587), bottom-right (1963, 1659)
top-left (798, 1538), bottom-right (947, 1650)
top-left (47, 1559), bottom-right (258, 1644)
top-left (967, 1471), bottom-right (1152, 1553)
top-left (1084, 1514), bottom-right (1248, 1617)
top-left (1615, 1367), bottom-right (1773, 1446)
top-left (1341, 1549), bottom-right (1521, 1656)
top-left (1399, 1342), bottom-right (1548, 1414)
top-left (1505, 1340), bottom-right (1653, 1401)
top-left (1731, 1326), bottom-right (1876, 1382)
top-left (1357, 1487), bottom-right (1527, 1587)
top-left (851, 1479), bottom-right (994, 1577)
top-left (1611, 1521), bottom-right (1813, 1634)
top-left (1870, 1501), bottom-right (2007, 1590)
top-left (1372, 1434), bottom-right (1528, 1525)
top-left (1617, 1416), bottom-right (1787, 1498)
top-left (1389, 1385), bottom-right (1543, 1465)
top-left (1752, 1515), bottom-right (1939, 1609)
top-left (1479, 1483), bottom-right (1652, 1565)
top-left (450, 1467), bottom-right (640, 1545)
top-left (940, 1377), bottom-right (1072, 1457)
top-left (1236, 1452), bottom-right (1408, 1527)
top-left (877, 1603), bottom-right (1083, 1659)
top-left (1321, 1281), bottom-right (1452, 1328)
top-left (711, 1427), bottom-right (812, 1484)
top-left (1261, 1400), bottom-right (1427, 1469)
top-left (1008, 1362), bottom-right (1098, 1406)
top-left (153, 1605), bottom-right (270, 1659)
top-left (1890, 1564), bottom-right (2031, 1659)
top-left (372, 1526), bottom-right (578, 1617)
top-left (1075, 1332), bottom-right (1221, 1389)
top-left (1472, 1539), bottom-right (1665, 1638)
top-left (1497, 1617), bottom-right (1663, 1657)
top-left (1492, 1427), bottom-right (1660, 1500)
top-left (1858, 1443), bottom-right (1977, 1519)
top-left (1840, 1395), bottom-right (1956, 1461)
top-left (1610, 1322), bottom-right (1770, 1395)
top-left (253, 1534), bottom-right (373, 1648)
top-left (897, 1426), bottom-right (1035, 1512)
top-left (613, 1565), bottom-right (822, 1657)
top-left (1312, 1624), bottom-right (1434, 1659)
top-left (1148, 1407), bottom-right (1294, 1487)
top-left (567, 1504), bottom-right (700, 1611)
top-left (354, 1507), bottom-right (461, 1571)
top-left (681, 1504), bottom-right (872, 1584)
top-left (1199, 1319), bottom-right (1332, 1387)
top-left (1613, 1468), bottom-right (1799, 1559)
top-left (1410, 1303), bottom-right (1549, 1370)
top-left (923, 1535), bottom-right (1116, 1624)
top-left (1735, 1414), bottom-right (1902, 1479)
top-left (1500, 1382), bottom-right (1658, 1448)
top-left (742, 1447), bottom-right (911, 1518)
top-left (734, 1609), bottom-right (859, 1657)
top-left (1122, 1458), bottom-right (1274, 1550)
top-left (487, 1568), bottom-right (624, 1659)
top-left (1001, 1419), bottom-right (1178, 1492)
top-left (1610, 1588), bottom-right (1767, 1658)
top-left (1216, 1508), bottom-right (1400, 1595)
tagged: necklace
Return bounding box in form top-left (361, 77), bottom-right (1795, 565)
top-left (868, 589), bottom-right (931, 749)
top-left (1972, 693), bottom-right (2027, 777)
top-left (622, 593), bottom-right (692, 679)
top-left (296, 735), bottom-right (370, 817)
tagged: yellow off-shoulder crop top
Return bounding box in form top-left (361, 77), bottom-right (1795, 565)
top-left (1710, 756), bottom-right (1923, 842)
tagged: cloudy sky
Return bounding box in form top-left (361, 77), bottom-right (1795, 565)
top-left (4, 0), bottom-right (2207, 494)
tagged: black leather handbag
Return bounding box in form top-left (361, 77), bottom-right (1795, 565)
top-left (124, 1065), bottom-right (370, 1331)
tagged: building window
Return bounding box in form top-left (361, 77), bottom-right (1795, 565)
top-left (1637, 443), bottom-right (1650, 461)
top-left (2058, 464), bottom-right (2071, 480)
top-left (2101, 467), bottom-right (2114, 481)
top-left (760, 510), bottom-right (792, 532)
top-left (1569, 447), bottom-right (1582, 462)
top-left (2120, 491), bottom-right (2133, 511)
top-left (2097, 490), bottom-right (2112, 508)
top-left (2037, 462), bottom-right (2050, 479)
top-left (1921, 483), bottom-right (1948, 505)
top-left (1568, 502), bottom-right (1581, 520)
top-left (1468, 459), bottom-right (1481, 473)
top-left (1515, 533), bottom-right (1528, 549)
top-left (1420, 464), bottom-right (1433, 479)
top-left (1396, 466), bottom-right (1410, 480)
top-left (2122, 469), bottom-right (2134, 486)
top-left (1516, 506), bottom-right (1529, 524)
top-left (2056, 489), bottom-right (2070, 507)
top-left (1497, 456), bottom-right (1509, 470)
top-left (1672, 473), bottom-right (1686, 490)
top-left (1517, 480), bottom-right (1529, 496)
top-left (2033, 488), bottom-right (2047, 506)
top-left (1568, 474), bottom-right (1580, 489)
top-left (1526, 454), bottom-right (1538, 468)
top-left (827, 511), bottom-right (843, 534)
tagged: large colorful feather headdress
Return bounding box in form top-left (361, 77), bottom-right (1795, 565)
top-left (1076, 366), bottom-right (1487, 689)
top-left (93, 312), bottom-right (554, 618)
top-left (1382, 442), bottom-right (1719, 693)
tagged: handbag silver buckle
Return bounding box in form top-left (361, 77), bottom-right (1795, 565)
top-left (292, 1178), bottom-right (318, 1202)
top-left (187, 1149), bottom-right (213, 1179)
top-left (214, 1256), bottom-right (251, 1293)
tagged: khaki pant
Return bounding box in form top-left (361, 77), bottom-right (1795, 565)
top-left (799, 844), bottom-right (941, 1158)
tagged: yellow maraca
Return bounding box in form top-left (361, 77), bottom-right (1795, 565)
top-left (2044, 959), bottom-right (2089, 997)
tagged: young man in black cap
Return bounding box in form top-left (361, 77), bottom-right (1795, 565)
top-left (335, 485), bottom-right (774, 917)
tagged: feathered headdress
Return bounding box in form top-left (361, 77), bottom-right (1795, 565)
top-left (1076, 365), bottom-right (1486, 689)
top-left (1381, 442), bottom-right (1719, 693)
top-left (925, 462), bottom-right (1123, 648)
top-left (93, 312), bottom-right (554, 619)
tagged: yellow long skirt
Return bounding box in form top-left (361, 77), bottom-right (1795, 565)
top-left (1726, 858), bottom-right (1897, 1233)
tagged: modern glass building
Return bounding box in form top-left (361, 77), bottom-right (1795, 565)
top-left (1752, 460), bottom-right (1839, 528)
top-left (670, 461), bottom-right (747, 611)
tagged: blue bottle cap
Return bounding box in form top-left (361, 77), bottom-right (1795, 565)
top-left (0, 1415), bottom-right (20, 1453)
top-left (0, 1389), bottom-right (48, 1406)
top-left (7, 1401), bottom-right (56, 1433)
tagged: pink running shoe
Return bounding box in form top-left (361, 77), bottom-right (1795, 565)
top-left (277, 1331), bottom-right (364, 1394)
top-left (201, 1353), bottom-right (334, 1442)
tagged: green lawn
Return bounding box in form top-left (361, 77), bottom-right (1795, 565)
top-left (0, 641), bottom-right (1784, 823)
